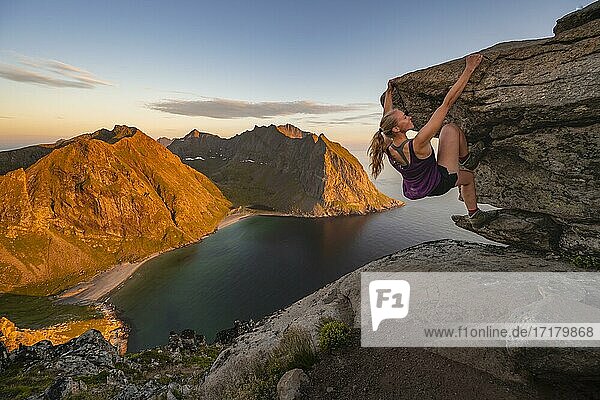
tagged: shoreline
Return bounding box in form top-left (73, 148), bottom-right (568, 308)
top-left (54, 203), bottom-right (402, 305)
top-left (54, 208), bottom-right (284, 305)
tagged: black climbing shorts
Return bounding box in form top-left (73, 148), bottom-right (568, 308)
top-left (427, 165), bottom-right (458, 197)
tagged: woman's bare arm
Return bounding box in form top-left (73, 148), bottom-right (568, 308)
top-left (382, 79), bottom-right (394, 116)
top-left (413, 54), bottom-right (483, 151)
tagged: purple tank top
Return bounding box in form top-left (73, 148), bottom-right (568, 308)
top-left (386, 139), bottom-right (441, 200)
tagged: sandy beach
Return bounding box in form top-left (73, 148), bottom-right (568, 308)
top-left (55, 209), bottom-right (285, 304)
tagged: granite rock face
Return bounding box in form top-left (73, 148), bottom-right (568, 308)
top-left (387, 2), bottom-right (600, 255)
top-left (0, 125), bottom-right (231, 295)
top-left (3, 242), bottom-right (597, 398)
top-left (452, 209), bottom-right (562, 252)
top-left (167, 124), bottom-right (403, 216)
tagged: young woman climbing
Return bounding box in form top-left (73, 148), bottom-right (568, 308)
top-left (368, 53), bottom-right (494, 227)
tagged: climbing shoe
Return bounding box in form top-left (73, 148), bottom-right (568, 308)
top-left (468, 209), bottom-right (497, 228)
top-left (459, 141), bottom-right (486, 171)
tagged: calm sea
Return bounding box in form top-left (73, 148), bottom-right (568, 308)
top-left (109, 149), bottom-right (496, 352)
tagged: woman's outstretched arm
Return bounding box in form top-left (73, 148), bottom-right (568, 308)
top-left (382, 79), bottom-right (394, 116)
top-left (413, 54), bottom-right (483, 151)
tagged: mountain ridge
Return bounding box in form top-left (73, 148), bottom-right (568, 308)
top-left (0, 125), bottom-right (231, 295)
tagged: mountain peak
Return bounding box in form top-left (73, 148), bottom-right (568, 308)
top-left (185, 129), bottom-right (212, 139)
top-left (90, 125), bottom-right (140, 144)
top-left (0, 125), bottom-right (231, 294)
top-left (276, 124), bottom-right (311, 139)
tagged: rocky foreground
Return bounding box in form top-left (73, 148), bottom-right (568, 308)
top-left (1, 241), bottom-right (598, 399)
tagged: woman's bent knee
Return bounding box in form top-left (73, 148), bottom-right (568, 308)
top-left (440, 123), bottom-right (461, 138)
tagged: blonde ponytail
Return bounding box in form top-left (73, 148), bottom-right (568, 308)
top-left (368, 111), bottom-right (398, 179)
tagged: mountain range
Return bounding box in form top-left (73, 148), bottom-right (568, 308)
top-left (166, 124), bottom-right (402, 216)
top-left (0, 124), bottom-right (400, 295)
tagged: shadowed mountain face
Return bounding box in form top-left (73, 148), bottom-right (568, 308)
top-left (0, 125), bottom-right (231, 295)
top-left (157, 137), bottom-right (174, 147)
top-left (387, 1), bottom-right (600, 255)
top-left (0, 145), bottom-right (55, 176)
top-left (167, 124), bottom-right (402, 216)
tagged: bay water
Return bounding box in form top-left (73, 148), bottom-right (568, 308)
top-left (110, 149), bottom-right (496, 352)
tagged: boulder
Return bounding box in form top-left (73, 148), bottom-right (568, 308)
top-left (167, 329), bottom-right (206, 353)
top-left (5, 329), bottom-right (121, 377)
top-left (213, 319), bottom-right (255, 346)
top-left (387, 1), bottom-right (600, 255)
top-left (43, 377), bottom-right (87, 400)
top-left (452, 209), bottom-right (562, 252)
top-left (277, 368), bottom-right (311, 400)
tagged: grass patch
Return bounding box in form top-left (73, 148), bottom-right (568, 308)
top-left (0, 293), bottom-right (101, 329)
top-left (76, 371), bottom-right (109, 385)
top-left (181, 345), bottom-right (222, 369)
top-left (113, 361), bottom-right (137, 375)
top-left (0, 363), bottom-right (54, 400)
top-left (217, 326), bottom-right (317, 400)
top-left (118, 344), bottom-right (222, 386)
top-left (273, 327), bottom-right (318, 370)
top-left (318, 318), bottom-right (350, 352)
top-left (125, 348), bottom-right (172, 365)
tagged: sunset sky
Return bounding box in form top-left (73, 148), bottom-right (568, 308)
top-left (0, 0), bottom-right (590, 151)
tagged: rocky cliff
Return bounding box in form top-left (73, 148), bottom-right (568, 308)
top-left (386, 1), bottom-right (599, 256)
top-left (167, 124), bottom-right (402, 216)
top-left (197, 5), bottom-right (600, 397)
top-left (0, 329), bottom-right (221, 399)
top-left (0, 125), bottom-right (231, 295)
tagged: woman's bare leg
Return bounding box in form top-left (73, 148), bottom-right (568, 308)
top-left (437, 123), bottom-right (468, 172)
top-left (437, 123), bottom-right (477, 211)
top-left (456, 170), bottom-right (477, 211)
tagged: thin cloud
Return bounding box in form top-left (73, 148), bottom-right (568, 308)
top-left (146, 97), bottom-right (368, 119)
top-left (308, 120), bottom-right (376, 126)
top-left (0, 54), bottom-right (113, 89)
top-left (347, 102), bottom-right (380, 107)
top-left (300, 112), bottom-right (382, 126)
top-left (335, 112), bottom-right (381, 122)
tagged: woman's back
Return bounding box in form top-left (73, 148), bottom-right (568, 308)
top-left (386, 139), bottom-right (441, 200)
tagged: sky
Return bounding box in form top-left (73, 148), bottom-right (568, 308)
top-left (0, 0), bottom-right (592, 151)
